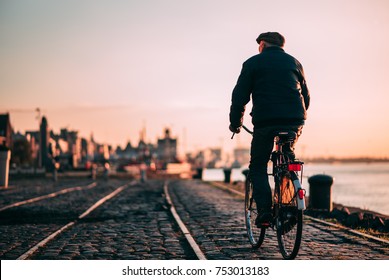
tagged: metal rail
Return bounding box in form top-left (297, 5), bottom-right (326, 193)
top-left (164, 181), bottom-right (207, 260)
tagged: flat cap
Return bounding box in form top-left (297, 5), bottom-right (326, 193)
top-left (256, 32), bottom-right (285, 47)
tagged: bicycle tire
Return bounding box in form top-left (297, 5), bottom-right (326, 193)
top-left (245, 177), bottom-right (266, 248)
top-left (275, 172), bottom-right (303, 259)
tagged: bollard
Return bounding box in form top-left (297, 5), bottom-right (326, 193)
top-left (103, 163), bottom-right (110, 181)
top-left (193, 168), bottom-right (203, 180)
top-left (223, 168), bottom-right (232, 183)
top-left (91, 163), bottom-right (97, 180)
top-left (53, 161), bottom-right (59, 182)
top-left (140, 163), bottom-right (147, 183)
top-left (140, 169), bottom-right (147, 182)
top-left (308, 174), bottom-right (334, 212)
top-left (0, 148), bottom-right (11, 188)
top-left (242, 169), bottom-right (250, 179)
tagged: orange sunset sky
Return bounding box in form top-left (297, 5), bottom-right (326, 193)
top-left (1, 0), bottom-right (389, 158)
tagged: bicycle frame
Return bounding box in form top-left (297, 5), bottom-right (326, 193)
top-left (237, 124), bottom-right (305, 259)
top-left (237, 125), bottom-right (306, 210)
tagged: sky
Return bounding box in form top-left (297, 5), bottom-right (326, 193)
top-left (1, 0), bottom-right (389, 159)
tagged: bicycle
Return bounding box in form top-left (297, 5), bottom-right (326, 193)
top-left (233, 125), bottom-right (306, 259)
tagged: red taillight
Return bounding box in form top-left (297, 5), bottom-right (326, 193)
top-left (298, 189), bottom-right (305, 199)
top-left (288, 163), bottom-right (302, 171)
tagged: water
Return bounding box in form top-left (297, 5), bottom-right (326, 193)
top-left (202, 162), bottom-right (389, 216)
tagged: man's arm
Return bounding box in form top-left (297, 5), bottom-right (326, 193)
top-left (298, 64), bottom-right (310, 110)
top-left (301, 78), bottom-right (310, 110)
top-left (229, 61), bottom-right (253, 128)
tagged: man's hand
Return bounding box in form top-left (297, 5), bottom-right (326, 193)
top-left (229, 124), bottom-right (241, 134)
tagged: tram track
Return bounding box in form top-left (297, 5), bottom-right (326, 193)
top-left (3, 179), bottom-right (201, 260)
top-left (164, 181), bottom-right (207, 260)
top-left (0, 180), bottom-right (136, 259)
top-left (17, 182), bottom-right (131, 260)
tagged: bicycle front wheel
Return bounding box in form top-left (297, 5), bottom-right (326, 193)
top-left (275, 174), bottom-right (303, 259)
top-left (245, 178), bottom-right (266, 248)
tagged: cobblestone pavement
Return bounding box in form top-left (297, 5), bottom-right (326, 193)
top-left (29, 179), bottom-right (195, 260)
top-left (0, 178), bottom-right (126, 259)
top-left (0, 178), bottom-right (387, 260)
top-left (168, 180), bottom-right (389, 260)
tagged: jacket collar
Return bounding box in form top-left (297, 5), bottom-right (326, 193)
top-left (262, 46), bottom-right (284, 52)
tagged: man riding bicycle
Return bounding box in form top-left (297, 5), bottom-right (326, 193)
top-left (229, 32), bottom-right (310, 227)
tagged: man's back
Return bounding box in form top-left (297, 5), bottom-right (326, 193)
top-left (231, 46), bottom-right (310, 128)
top-left (249, 46), bottom-right (309, 126)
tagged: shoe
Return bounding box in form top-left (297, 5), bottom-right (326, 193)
top-left (255, 212), bottom-right (273, 228)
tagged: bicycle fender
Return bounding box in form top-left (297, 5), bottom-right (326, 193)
top-left (291, 172), bottom-right (306, 210)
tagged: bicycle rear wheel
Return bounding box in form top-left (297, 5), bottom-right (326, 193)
top-left (275, 173), bottom-right (303, 259)
top-left (245, 178), bottom-right (266, 248)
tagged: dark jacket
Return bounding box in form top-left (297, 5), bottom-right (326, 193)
top-left (229, 46), bottom-right (310, 128)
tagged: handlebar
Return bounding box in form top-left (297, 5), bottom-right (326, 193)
top-left (242, 125), bottom-right (253, 135)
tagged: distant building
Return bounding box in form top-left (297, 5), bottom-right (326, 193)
top-left (57, 132), bottom-right (97, 167)
top-left (6, 113), bottom-right (111, 170)
top-left (87, 134), bottom-right (96, 162)
top-left (157, 128), bottom-right (177, 164)
top-left (117, 141), bottom-right (137, 159)
top-left (0, 113), bottom-right (13, 148)
top-left (25, 130), bottom-right (40, 165)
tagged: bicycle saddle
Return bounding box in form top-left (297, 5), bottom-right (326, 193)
top-left (275, 131), bottom-right (297, 142)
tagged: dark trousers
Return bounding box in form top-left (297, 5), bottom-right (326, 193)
top-left (249, 124), bottom-right (303, 211)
